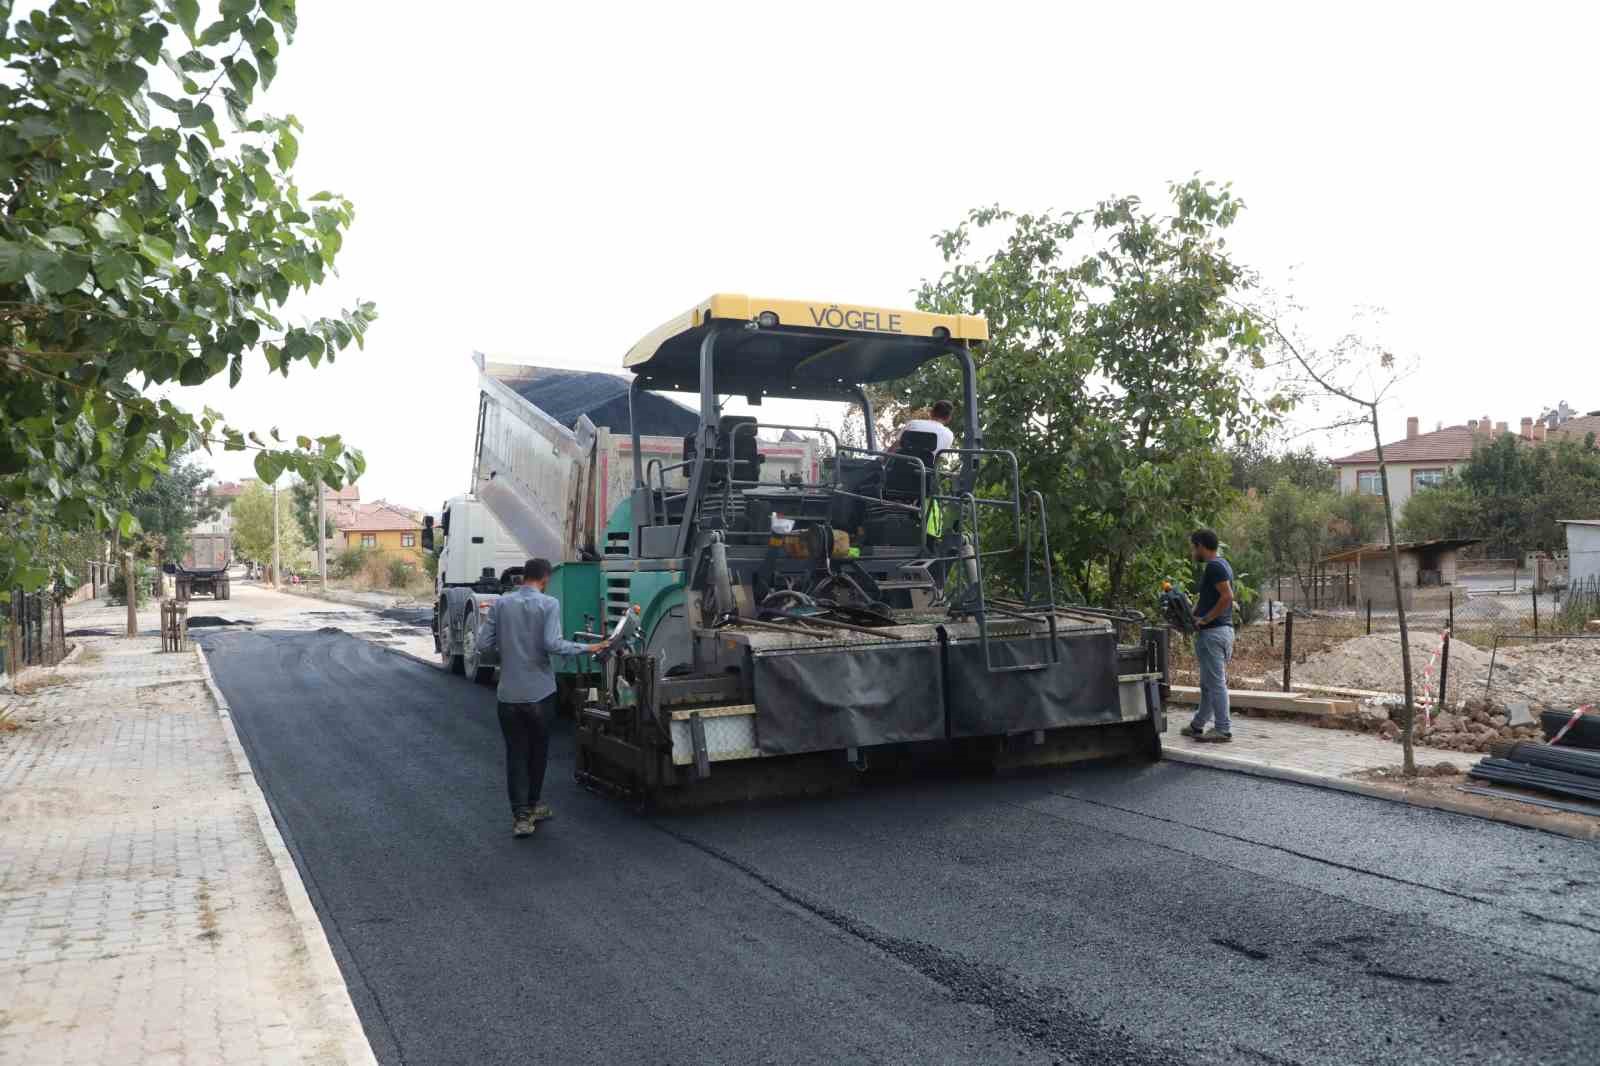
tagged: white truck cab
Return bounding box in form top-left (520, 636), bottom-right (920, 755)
top-left (428, 494), bottom-right (524, 679)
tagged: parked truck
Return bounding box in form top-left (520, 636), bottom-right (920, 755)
top-left (174, 533), bottom-right (231, 600)
top-left (431, 295), bottom-right (1169, 805)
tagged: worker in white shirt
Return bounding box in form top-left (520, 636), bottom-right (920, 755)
top-left (897, 399), bottom-right (956, 456)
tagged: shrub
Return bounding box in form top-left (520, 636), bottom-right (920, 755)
top-left (106, 564), bottom-right (152, 606)
top-left (332, 545), bottom-right (374, 579)
top-left (385, 557), bottom-right (416, 589)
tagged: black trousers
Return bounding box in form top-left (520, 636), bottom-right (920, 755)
top-left (497, 697), bottom-right (554, 816)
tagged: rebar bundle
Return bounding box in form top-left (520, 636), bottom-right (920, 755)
top-left (1467, 758), bottom-right (1600, 804)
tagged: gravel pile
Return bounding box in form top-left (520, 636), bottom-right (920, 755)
top-left (1488, 639), bottom-right (1600, 713)
top-left (1292, 632), bottom-right (1490, 696)
top-left (1293, 633), bottom-right (1600, 753)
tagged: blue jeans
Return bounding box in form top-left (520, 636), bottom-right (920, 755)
top-left (1191, 625), bottom-right (1235, 735)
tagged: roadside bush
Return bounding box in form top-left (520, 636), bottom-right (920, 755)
top-left (385, 557), bottom-right (416, 588)
top-left (105, 564), bottom-right (152, 607)
top-left (332, 545), bottom-right (374, 579)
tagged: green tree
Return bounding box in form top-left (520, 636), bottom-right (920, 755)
top-left (125, 446), bottom-right (216, 565)
top-left (1398, 477), bottom-right (1479, 542)
top-left (288, 476), bottom-right (332, 544)
top-left (1258, 481), bottom-right (1333, 602)
top-left (0, 1), bottom-right (374, 591)
top-left (1228, 441), bottom-right (1335, 494)
top-left (229, 477), bottom-right (304, 573)
top-left (911, 179), bottom-right (1285, 607)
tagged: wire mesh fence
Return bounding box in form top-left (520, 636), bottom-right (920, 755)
top-left (2, 588), bottom-right (68, 677)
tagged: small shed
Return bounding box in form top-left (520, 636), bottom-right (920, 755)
top-left (1322, 538), bottom-right (1481, 609)
top-left (1561, 521), bottom-right (1600, 590)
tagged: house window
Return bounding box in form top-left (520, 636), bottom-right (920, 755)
top-left (1411, 468), bottom-right (1446, 492)
top-left (401, 532), bottom-right (416, 548)
top-left (1357, 470), bottom-right (1384, 495)
top-left (361, 534), bottom-right (377, 548)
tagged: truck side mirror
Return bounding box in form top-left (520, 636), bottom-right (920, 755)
top-left (421, 515), bottom-right (435, 552)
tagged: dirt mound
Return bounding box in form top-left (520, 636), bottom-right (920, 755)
top-left (1294, 632), bottom-right (1489, 696)
top-left (1490, 639), bottom-right (1600, 712)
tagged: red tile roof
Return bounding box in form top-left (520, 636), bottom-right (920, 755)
top-left (1551, 415), bottom-right (1600, 444)
top-left (204, 480), bottom-right (253, 498)
top-left (1331, 425), bottom-right (1478, 465)
top-left (340, 502), bottom-right (422, 533)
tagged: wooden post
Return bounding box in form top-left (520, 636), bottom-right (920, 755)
top-left (1282, 610), bottom-right (1294, 692)
top-left (1366, 598), bottom-right (1372, 635)
top-left (1438, 630), bottom-right (1451, 714)
top-left (1448, 589), bottom-right (1454, 631)
top-left (1267, 599), bottom-right (1275, 648)
top-left (124, 551), bottom-right (137, 638)
top-left (1532, 587), bottom-right (1539, 638)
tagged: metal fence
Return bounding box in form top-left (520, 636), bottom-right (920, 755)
top-left (2, 588), bottom-right (68, 676)
top-left (1220, 577), bottom-right (1600, 706)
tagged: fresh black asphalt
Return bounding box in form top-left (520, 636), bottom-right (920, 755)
top-left (198, 628), bottom-right (1600, 1066)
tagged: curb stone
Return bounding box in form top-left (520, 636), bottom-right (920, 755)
top-left (1164, 746), bottom-right (1600, 842)
top-left (193, 641), bottom-right (380, 1066)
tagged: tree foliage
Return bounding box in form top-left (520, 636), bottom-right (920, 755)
top-left (288, 475), bottom-right (331, 544)
top-left (125, 445), bottom-right (215, 563)
top-left (229, 477), bottom-right (304, 571)
top-left (0, 0), bottom-right (374, 590)
top-left (1400, 434), bottom-right (1600, 555)
top-left (909, 179), bottom-right (1286, 608)
top-left (1227, 441), bottom-right (1335, 494)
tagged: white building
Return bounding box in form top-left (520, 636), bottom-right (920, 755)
top-left (1332, 414), bottom-right (1548, 517)
top-left (1562, 520), bottom-right (1600, 589)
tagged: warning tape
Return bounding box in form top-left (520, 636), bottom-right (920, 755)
top-left (1417, 628), bottom-right (1450, 728)
top-left (1547, 705), bottom-right (1593, 746)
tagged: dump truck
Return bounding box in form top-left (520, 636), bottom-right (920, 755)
top-left (174, 533), bottom-right (231, 600)
top-left (431, 296), bottom-right (1169, 804)
top-left (430, 356), bottom-right (818, 711)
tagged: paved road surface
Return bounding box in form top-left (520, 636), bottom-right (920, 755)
top-left (199, 628), bottom-right (1600, 1066)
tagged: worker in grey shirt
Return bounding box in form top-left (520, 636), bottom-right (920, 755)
top-left (478, 557), bottom-right (604, 838)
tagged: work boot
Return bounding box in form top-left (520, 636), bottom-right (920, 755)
top-left (1196, 729), bottom-right (1233, 743)
top-left (511, 811), bottom-right (536, 838)
top-left (531, 804), bottom-right (554, 823)
top-left (1179, 725), bottom-right (1205, 739)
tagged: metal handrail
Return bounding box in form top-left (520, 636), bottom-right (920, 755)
top-left (952, 492), bottom-right (1059, 673)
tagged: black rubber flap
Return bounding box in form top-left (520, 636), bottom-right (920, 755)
top-left (946, 629), bottom-right (1121, 737)
top-left (752, 642), bottom-right (945, 755)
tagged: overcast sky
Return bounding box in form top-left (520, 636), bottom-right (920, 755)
top-left (176, 1), bottom-right (1598, 508)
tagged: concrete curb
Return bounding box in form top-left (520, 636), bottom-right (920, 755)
top-left (193, 642), bottom-right (379, 1066)
top-left (1165, 746), bottom-right (1600, 842)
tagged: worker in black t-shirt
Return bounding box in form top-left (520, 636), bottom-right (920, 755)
top-left (1180, 528), bottom-right (1236, 742)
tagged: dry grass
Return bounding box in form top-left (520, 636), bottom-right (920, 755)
top-left (13, 670), bottom-right (72, 696)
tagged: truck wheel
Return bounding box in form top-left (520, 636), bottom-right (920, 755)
top-left (438, 604), bottom-right (464, 675)
top-left (462, 609), bottom-right (495, 686)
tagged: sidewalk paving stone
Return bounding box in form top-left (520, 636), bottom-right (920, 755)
top-left (0, 601), bottom-right (375, 1065)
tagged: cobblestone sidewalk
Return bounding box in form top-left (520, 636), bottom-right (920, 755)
top-left (0, 623), bottom-right (374, 1065)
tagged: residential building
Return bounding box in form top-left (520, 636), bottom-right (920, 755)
top-left (1332, 418), bottom-right (1477, 514)
top-left (1331, 413), bottom-right (1553, 514)
top-left (1550, 413), bottom-right (1600, 446)
top-left (338, 501), bottom-right (427, 561)
top-left (195, 479), bottom-right (254, 536)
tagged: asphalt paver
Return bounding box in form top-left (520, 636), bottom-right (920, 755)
top-left (199, 628), bottom-right (1600, 1066)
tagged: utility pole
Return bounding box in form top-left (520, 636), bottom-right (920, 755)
top-left (272, 480), bottom-right (281, 588)
top-left (317, 466), bottom-right (328, 591)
